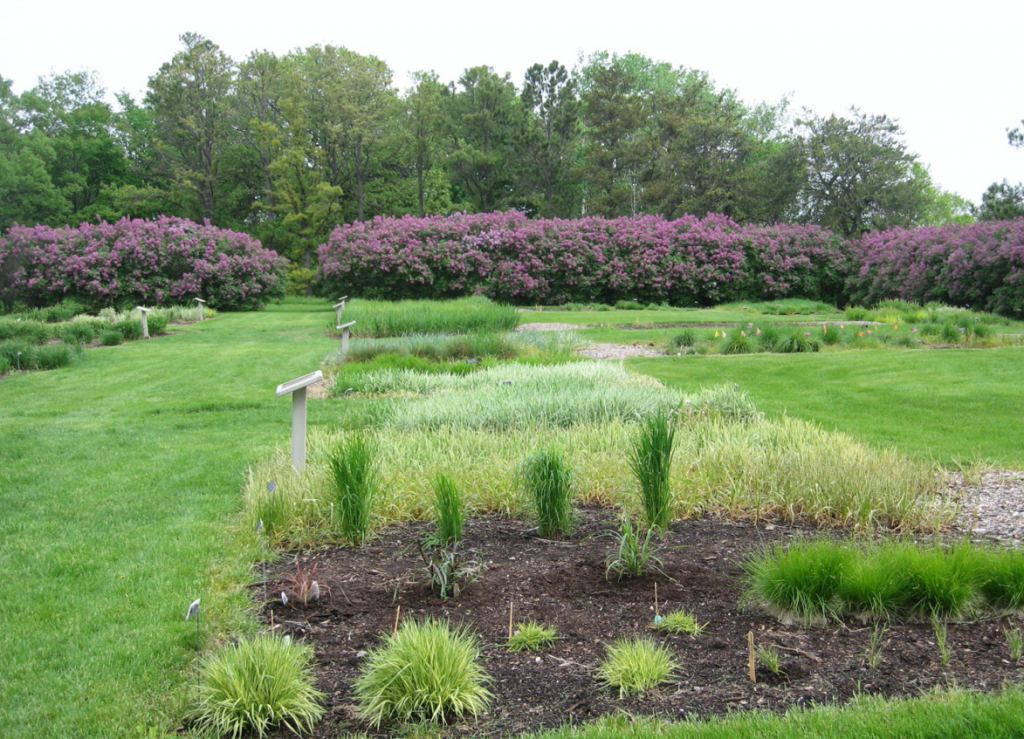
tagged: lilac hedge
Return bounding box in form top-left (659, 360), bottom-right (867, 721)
top-left (0, 217), bottom-right (287, 311)
top-left (847, 220), bottom-right (1024, 316)
top-left (317, 212), bottom-right (849, 306)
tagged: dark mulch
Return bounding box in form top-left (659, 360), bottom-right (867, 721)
top-left (262, 510), bottom-right (1024, 738)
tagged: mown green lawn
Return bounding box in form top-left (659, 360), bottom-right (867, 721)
top-left (0, 299), bottom-right (339, 738)
top-left (629, 347), bottom-right (1024, 467)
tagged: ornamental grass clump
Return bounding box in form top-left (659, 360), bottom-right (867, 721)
top-left (430, 473), bottom-right (464, 546)
top-left (742, 539), bottom-right (853, 625)
top-left (341, 296), bottom-right (518, 338)
top-left (968, 546), bottom-right (1024, 613)
top-left (191, 633), bottom-right (325, 739)
top-left (354, 618), bottom-right (491, 727)
top-left (596, 636), bottom-right (679, 698)
top-left (894, 543), bottom-right (979, 620)
top-left (774, 330), bottom-right (820, 353)
top-left (519, 448), bottom-right (574, 537)
top-left (507, 620), bottom-right (558, 651)
top-left (630, 412), bottom-right (675, 530)
top-left (329, 433), bottom-right (377, 545)
top-left (719, 331), bottom-right (757, 355)
top-left (656, 608), bottom-right (707, 636)
top-left (605, 514), bottom-right (664, 580)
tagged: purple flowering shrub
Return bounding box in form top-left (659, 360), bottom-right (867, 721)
top-left (0, 217), bottom-right (286, 311)
top-left (318, 213), bottom-right (848, 306)
top-left (847, 219), bottom-right (1024, 316)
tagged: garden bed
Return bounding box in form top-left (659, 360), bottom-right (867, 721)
top-left (263, 510), bottom-right (1024, 738)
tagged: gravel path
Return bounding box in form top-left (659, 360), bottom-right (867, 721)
top-left (950, 470), bottom-right (1024, 543)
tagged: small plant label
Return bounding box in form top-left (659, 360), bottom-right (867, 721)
top-left (337, 320), bottom-right (356, 353)
top-left (136, 306), bottom-right (151, 338)
top-left (276, 371), bottom-right (323, 470)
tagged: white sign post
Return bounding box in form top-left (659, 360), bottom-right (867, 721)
top-left (275, 370), bottom-right (323, 470)
top-left (337, 320), bottom-right (356, 353)
top-left (195, 297), bottom-right (206, 321)
top-left (136, 306), bottom-right (151, 339)
top-left (333, 296), bottom-right (348, 325)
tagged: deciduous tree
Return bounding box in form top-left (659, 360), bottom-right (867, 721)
top-left (795, 108), bottom-right (929, 237)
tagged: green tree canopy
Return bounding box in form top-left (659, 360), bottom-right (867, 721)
top-left (795, 108), bottom-right (930, 237)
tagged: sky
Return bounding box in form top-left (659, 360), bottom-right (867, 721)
top-left (3, 0), bottom-right (1022, 204)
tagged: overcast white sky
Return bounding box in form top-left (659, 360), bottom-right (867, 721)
top-left (3, 0), bottom-right (1022, 204)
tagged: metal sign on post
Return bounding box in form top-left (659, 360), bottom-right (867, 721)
top-left (275, 370), bottom-right (323, 470)
top-left (337, 320), bottom-right (356, 353)
top-left (333, 296), bottom-right (348, 325)
top-left (136, 306), bottom-right (151, 338)
top-left (195, 298), bottom-right (206, 321)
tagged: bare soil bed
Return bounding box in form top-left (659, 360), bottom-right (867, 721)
top-left (263, 511), bottom-right (1024, 738)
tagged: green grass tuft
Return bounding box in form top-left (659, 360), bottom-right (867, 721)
top-left (191, 633), bottom-right (325, 739)
top-left (742, 539), bottom-right (852, 625)
top-left (630, 412), bottom-right (675, 530)
top-left (596, 636), bottom-right (679, 698)
top-left (655, 608), bottom-right (707, 636)
top-left (430, 474), bottom-right (465, 546)
top-left (354, 618), bottom-right (492, 727)
top-left (328, 433), bottom-right (377, 545)
top-left (520, 448), bottom-right (574, 537)
top-left (508, 620), bottom-right (558, 652)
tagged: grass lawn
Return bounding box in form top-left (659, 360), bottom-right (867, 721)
top-left (0, 298), bottom-right (339, 738)
top-left (629, 347), bottom-right (1024, 467)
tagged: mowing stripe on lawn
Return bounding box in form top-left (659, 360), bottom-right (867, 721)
top-left (628, 347), bottom-right (1024, 467)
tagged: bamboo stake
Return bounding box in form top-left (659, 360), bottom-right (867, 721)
top-left (508, 600), bottom-right (514, 640)
top-left (393, 605), bottom-right (401, 634)
top-left (747, 631), bottom-right (756, 683)
top-left (654, 583), bottom-right (660, 618)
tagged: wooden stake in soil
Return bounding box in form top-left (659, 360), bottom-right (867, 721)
top-left (747, 630), bottom-right (756, 683)
top-left (653, 583), bottom-right (661, 626)
top-left (393, 605), bottom-right (401, 634)
top-left (508, 600), bottom-right (514, 640)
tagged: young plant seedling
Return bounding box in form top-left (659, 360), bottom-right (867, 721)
top-left (933, 617), bottom-right (951, 666)
top-left (1006, 626), bottom-right (1023, 664)
top-left (756, 644), bottom-right (782, 675)
top-left (605, 515), bottom-right (664, 580)
top-left (865, 621), bottom-right (886, 669)
top-left (507, 620), bottom-right (558, 652)
top-left (655, 608), bottom-right (708, 637)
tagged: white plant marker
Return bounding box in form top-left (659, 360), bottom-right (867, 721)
top-left (334, 295), bottom-right (348, 325)
top-left (194, 297), bottom-right (206, 321)
top-left (337, 320), bottom-right (356, 353)
top-left (186, 598), bottom-right (201, 650)
top-left (275, 370), bottom-right (323, 470)
top-left (136, 306), bottom-right (151, 338)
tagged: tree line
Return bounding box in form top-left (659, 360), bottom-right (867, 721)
top-left (1, 32), bottom-right (1020, 274)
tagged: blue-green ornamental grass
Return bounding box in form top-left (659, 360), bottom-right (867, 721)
top-left (191, 633), bottom-right (325, 739)
top-left (354, 618), bottom-right (492, 727)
